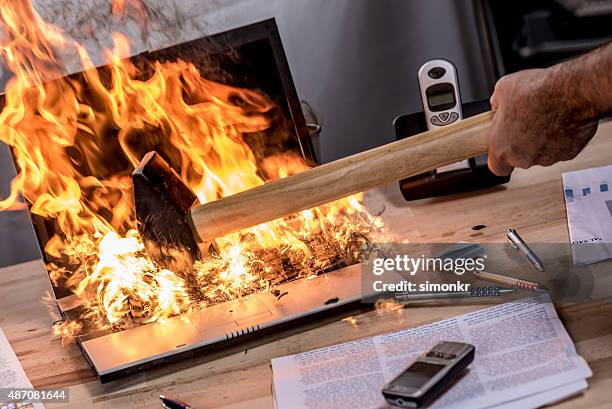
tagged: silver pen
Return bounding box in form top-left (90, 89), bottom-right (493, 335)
top-left (394, 287), bottom-right (517, 301)
top-left (472, 271), bottom-right (548, 293)
top-left (506, 229), bottom-right (545, 272)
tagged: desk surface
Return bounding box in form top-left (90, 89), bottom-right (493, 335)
top-left (1, 125), bottom-right (612, 408)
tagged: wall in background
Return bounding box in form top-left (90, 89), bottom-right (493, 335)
top-left (0, 0), bottom-right (490, 267)
top-left (0, 146), bottom-right (41, 267)
top-left (193, 0), bottom-right (491, 162)
top-left (285, 0), bottom-right (491, 161)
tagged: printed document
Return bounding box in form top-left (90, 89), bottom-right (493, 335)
top-left (0, 328), bottom-right (45, 409)
top-left (562, 165), bottom-right (612, 265)
top-left (272, 295), bottom-right (591, 409)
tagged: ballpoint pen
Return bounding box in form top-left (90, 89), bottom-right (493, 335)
top-left (160, 395), bottom-right (194, 409)
top-left (506, 228), bottom-right (546, 272)
top-left (394, 287), bottom-right (517, 301)
top-left (472, 271), bottom-right (548, 293)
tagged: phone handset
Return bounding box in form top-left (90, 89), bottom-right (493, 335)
top-left (418, 59), bottom-right (470, 173)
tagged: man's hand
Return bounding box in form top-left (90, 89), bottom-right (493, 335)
top-left (487, 68), bottom-right (600, 176)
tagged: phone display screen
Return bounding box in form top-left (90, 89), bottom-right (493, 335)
top-left (428, 92), bottom-right (455, 108)
top-left (393, 362), bottom-right (445, 389)
top-left (426, 83), bottom-right (457, 112)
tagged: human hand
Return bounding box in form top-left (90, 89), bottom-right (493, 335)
top-left (487, 68), bottom-right (599, 176)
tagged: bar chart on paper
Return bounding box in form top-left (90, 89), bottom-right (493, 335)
top-left (565, 180), bottom-right (612, 219)
top-left (562, 165), bottom-right (612, 265)
top-left (564, 181), bottom-right (610, 203)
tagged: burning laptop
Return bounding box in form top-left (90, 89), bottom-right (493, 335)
top-left (1, 5), bottom-right (385, 383)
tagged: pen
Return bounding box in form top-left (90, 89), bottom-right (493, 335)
top-left (394, 288), bottom-right (517, 301)
top-left (506, 229), bottom-right (546, 272)
top-left (472, 271), bottom-right (548, 293)
top-left (160, 395), bottom-right (194, 409)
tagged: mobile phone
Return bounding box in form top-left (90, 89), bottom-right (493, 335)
top-left (418, 59), bottom-right (469, 174)
top-left (381, 341), bottom-right (475, 408)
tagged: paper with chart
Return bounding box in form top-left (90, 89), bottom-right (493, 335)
top-left (0, 329), bottom-right (45, 409)
top-left (563, 164), bottom-right (612, 265)
top-left (271, 295), bottom-right (591, 409)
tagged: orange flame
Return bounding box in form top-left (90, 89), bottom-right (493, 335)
top-left (111, 0), bottom-right (148, 34)
top-left (0, 1), bottom-right (387, 333)
top-left (112, 0), bottom-right (125, 14)
top-left (52, 320), bottom-right (83, 346)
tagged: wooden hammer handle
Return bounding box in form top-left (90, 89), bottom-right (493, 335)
top-left (191, 111), bottom-right (493, 242)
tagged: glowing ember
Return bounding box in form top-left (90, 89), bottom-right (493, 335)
top-left (52, 320), bottom-right (83, 346)
top-left (0, 1), bottom-right (387, 337)
top-left (375, 299), bottom-right (404, 315)
top-left (342, 316), bottom-right (359, 328)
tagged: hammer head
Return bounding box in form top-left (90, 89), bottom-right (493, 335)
top-left (132, 151), bottom-right (201, 273)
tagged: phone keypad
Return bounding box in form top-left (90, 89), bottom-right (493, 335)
top-left (431, 112), bottom-right (459, 127)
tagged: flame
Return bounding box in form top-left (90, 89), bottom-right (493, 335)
top-left (111, 0), bottom-right (149, 36)
top-left (52, 320), bottom-right (83, 346)
top-left (342, 316), bottom-right (359, 328)
top-left (112, 0), bottom-right (126, 14)
top-left (375, 299), bottom-right (404, 315)
top-left (0, 1), bottom-right (388, 335)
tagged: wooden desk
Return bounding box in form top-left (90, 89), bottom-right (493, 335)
top-left (2, 124), bottom-right (612, 408)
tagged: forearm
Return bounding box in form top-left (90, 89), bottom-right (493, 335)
top-left (547, 42), bottom-right (612, 122)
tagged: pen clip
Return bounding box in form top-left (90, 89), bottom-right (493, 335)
top-left (506, 235), bottom-right (518, 250)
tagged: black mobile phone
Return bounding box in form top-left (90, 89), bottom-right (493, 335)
top-left (381, 341), bottom-right (475, 408)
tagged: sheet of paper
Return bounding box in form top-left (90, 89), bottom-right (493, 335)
top-left (489, 380), bottom-right (587, 409)
top-left (273, 366), bottom-right (589, 409)
top-left (0, 329), bottom-right (45, 409)
top-left (272, 295), bottom-right (591, 409)
top-left (562, 165), bottom-right (612, 265)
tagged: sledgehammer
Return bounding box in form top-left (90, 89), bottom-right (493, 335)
top-left (132, 112), bottom-right (493, 269)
